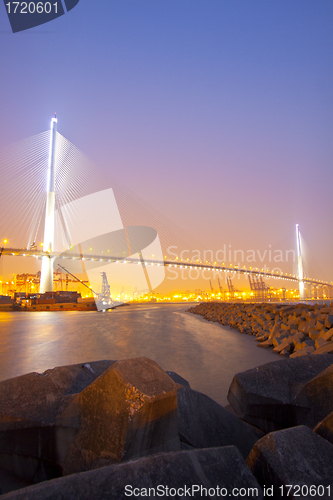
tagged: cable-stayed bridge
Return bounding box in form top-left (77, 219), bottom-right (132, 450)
top-left (0, 247), bottom-right (331, 289)
top-left (0, 116), bottom-right (332, 304)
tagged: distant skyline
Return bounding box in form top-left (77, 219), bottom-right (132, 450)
top-left (1, 0), bottom-right (332, 289)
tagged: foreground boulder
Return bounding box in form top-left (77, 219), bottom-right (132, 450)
top-left (227, 354), bottom-right (333, 432)
top-left (294, 362), bottom-right (333, 428)
top-left (0, 358), bottom-right (180, 482)
top-left (0, 360), bottom-right (115, 427)
top-left (177, 387), bottom-right (261, 458)
top-left (314, 410), bottom-right (333, 445)
top-left (247, 426), bottom-right (333, 499)
top-left (1, 447), bottom-right (264, 500)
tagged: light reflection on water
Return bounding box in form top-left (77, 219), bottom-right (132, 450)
top-left (0, 303), bottom-right (278, 406)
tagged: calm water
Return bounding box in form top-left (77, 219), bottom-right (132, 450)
top-left (0, 303), bottom-right (278, 406)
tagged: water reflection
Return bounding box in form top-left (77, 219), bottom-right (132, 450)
top-left (0, 304), bottom-right (278, 405)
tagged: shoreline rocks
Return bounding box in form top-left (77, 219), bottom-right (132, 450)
top-left (1, 354), bottom-right (333, 498)
top-left (188, 302), bottom-right (333, 357)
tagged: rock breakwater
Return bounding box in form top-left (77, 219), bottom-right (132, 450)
top-left (188, 302), bottom-right (333, 357)
top-left (1, 354), bottom-right (333, 498)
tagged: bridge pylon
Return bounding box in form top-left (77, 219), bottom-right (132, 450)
top-left (296, 223), bottom-right (305, 301)
top-left (40, 115), bottom-right (57, 293)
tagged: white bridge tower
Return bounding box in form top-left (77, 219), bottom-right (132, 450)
top-left (296, 223), bottom-right (305, 301)
top-left (39, 115), bottom-right (57, 293)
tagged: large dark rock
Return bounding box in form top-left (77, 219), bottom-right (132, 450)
top-left (0, 360), bottom-right (115, 427)
top-left (1, 447), bottom-right (264, 500)
top-left (166, 371), bottom-right (191, 388)
top-left (177, 387), bottom-right (259, 459)
top-left (247, 426), bottom-right (333, 499)
top-left (227, 354), bottom-right (333, 432)
top-left (294, 363), bottom-right (333, 427)
top-left (0, 358), bottom-right (180, 482)
top-left (0, 360), bottom-right (116, 482)
top-left (314, 411), bottom-right (333, 445)
top-left (59, 357), bottom-right (180, 474)
top-left (0, 469), bottom-right (31, 496)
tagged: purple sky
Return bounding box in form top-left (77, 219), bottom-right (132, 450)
top-left (0, 0), bottom-right (332, 290)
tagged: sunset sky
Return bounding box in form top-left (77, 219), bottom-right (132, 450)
top-left (0, 0), bottom-right (332, 291)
